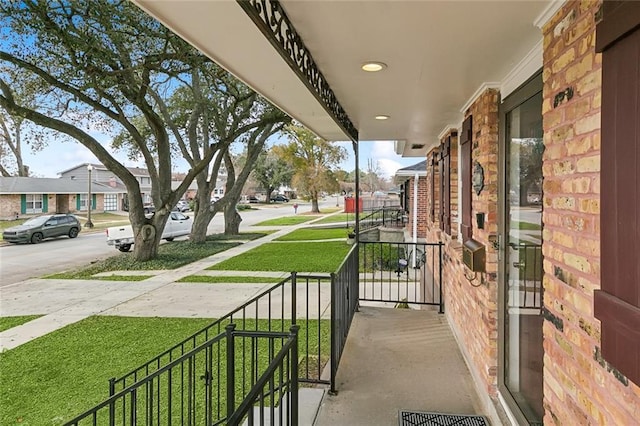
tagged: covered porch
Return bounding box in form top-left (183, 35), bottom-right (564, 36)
top-left (315, 305), bottom-right (486, 425)
top-left (125, 1), bottom-right (640, 425)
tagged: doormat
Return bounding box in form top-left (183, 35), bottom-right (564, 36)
top-left (398, 410), bottom-right (489, 426)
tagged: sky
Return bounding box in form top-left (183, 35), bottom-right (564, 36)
top-left (22, 137), bottom-right (421, 182)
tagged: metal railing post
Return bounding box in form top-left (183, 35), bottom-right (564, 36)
top-left (291, 271), bottom-right (297, 325)
top-left (108, 377), bottom-right (115, 426)
top-left (330, 272), bottom-right (337, 394)
top-left (226, 324), bottom-right (236, 420)
top-left (438, 243), bottom-right (444, 314)
top-left (290, 325), bottom-right (300, 426)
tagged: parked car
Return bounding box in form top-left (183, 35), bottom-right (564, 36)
top-left (175, 200), bottom-right (190, 212)
top-left (247, 196), bottom-right (260, 203)
top-left (3, 214), bottom-right (81, 244)
top-left (106, 211), bottom-right (191, 252)
top-left (270, 194), bottom-right (289, 202)
top-left (143, 204), bottom-right (155, 214)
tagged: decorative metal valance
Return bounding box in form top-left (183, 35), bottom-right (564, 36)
top-left (238, 0), bottom-right (359, 143)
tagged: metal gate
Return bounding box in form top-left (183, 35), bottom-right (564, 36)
top-left (359, 241), bottom-right (443, 312)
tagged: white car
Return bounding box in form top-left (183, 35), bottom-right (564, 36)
top-left (175, 200), bottom-right (190, 212)
top-left (106, 211), bottom-right (192, 252)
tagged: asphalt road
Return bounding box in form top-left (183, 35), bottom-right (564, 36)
top-left (0, 199), bottom-right (338, 288)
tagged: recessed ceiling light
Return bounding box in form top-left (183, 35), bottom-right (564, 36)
top-left (375, 115), bottom-right (389, 120)
top-left (361, 62), bottom-right (387, 72)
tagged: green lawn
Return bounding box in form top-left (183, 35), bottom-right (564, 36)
top-left (513, 221), bottom-right (542, 231)
top-left (208, 241), bottom-right (351, 273)
top-left (253, 216), bottom-right (318, 226)
top-left (0, 316), bottom-right (329, 425)
top-left (0, 316), bottom-right (213, 425)
top-left (0, 316), bottom-right (42, 332)
top-left (177, 275), bottom-right (283, 284)
top-left (205, 232), bottom-right (271, 241)
top-left (274, 227), bottom-right (347, 241)
top-left (92, 275), bottom-right (154, 281)
top-left (45, 240), bottom-right (240, 279)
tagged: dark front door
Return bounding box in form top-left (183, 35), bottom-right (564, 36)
top-left (499, 73), bottom-right (544, 425)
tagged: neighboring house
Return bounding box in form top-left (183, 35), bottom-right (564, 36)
top-left (0, 177), bottom-right (124, 220)
top-left (394, 160), bottom-right (428, 240)
top-left (101, 1), bottom-right (640, 425)
top-left (59, 163), bottom-right (152, 209)
top-left (171, 172), bottom-right (227, 201)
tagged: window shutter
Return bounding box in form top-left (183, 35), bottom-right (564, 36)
top-left (20, 194), bottom-right (26, 214)
top-left (43, 194), bottom-right (48, 213)
top-left (430, 151), bottom-right (437, 222)
top-left (92, 194), bottom-right (97, 210)
top-left (594, 2), bottom-right (640, 386)
top-left (76, 194), bottom-right (81, 211)
top-left (460, 116), bottom-right (473, 241)
top-left (440, 136), bottom-right (451, 234)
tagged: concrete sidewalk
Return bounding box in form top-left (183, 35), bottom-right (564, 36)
top-left (0, 211), bottom-right (343, 351)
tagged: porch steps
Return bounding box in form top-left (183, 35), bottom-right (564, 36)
top-left (241, 387), bottom-right (325, 426)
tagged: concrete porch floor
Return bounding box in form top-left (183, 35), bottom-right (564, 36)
top-left (314, 306), bottom-right (487, 426)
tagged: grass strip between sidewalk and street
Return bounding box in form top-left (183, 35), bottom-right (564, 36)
top-left (207, 241), bottom-right (351, 273)
top-left (0, 316), bottom-right (330, 425)
top-left (274, 227), bottom-right (347, 241)
top-left (43, 232), bottom-right (270, 280)
top-left (177, 275), bottom-right (283, 284)
top-left (0, 315), bottom-right (42, 332)
top-left (44, 240), bottom-right (241, 280)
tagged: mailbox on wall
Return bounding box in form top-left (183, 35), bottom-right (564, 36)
top-left (462, 239), bottom-right (486, 272)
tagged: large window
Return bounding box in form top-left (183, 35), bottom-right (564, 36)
top-left (24, 194), bottom-right (43, 214)
top-left (79, 193), bottom-right (89, 211)
top-left (104, 194), bottom-right (117, 211)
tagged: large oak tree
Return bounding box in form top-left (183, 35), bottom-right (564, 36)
top-left (276, 124), bottom-right (346, 213)
top-left (0, 0), bottom-right (234, 260)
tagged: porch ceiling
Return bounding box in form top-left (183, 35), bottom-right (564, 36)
top-left (133, 0), bottom-right (552, 156)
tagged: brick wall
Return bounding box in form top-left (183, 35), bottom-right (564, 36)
top-left (542, 1), bottom-right (640, 423)
top-left (407, 175), bottom-right (429, 239)
top-left (425, 90), bottom-right (500, 398)
top-left (0, 195), bottom-right (22, 220)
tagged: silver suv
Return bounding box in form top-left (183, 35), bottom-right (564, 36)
top-left (3, 214), bottom-right (81, 244)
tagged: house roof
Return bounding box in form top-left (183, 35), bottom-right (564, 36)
top-left (395, 160), bottom-right (427, 177)
top-left (58, 163), bottom-right (151, 177)
top-left (0, 177), bottom-right (125, 195)
top-left (394, 160), bottom-right (427, 185)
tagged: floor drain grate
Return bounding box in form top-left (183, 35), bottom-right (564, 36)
top-left (398, 410), bottom-right (489, 426)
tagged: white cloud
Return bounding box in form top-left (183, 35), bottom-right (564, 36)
top-left (376, 158), bottom-right (404, 179)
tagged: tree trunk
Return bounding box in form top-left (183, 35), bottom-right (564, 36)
top-left (131, 213), bottom-right (169, 261)
top-left (190, 181), bottom-right (217, 243)
top-left (311, 198), bottom-right (320, 213)
top-left (132, 228), bottom-right (160, 261)
top-left (190, 207), bottom-right (211, 243)
top-left (224, 203), bottom-right (242, 235)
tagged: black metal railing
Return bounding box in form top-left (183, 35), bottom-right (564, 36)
top-left (359, 241), bottom-right (443, 312)
top-left (64, 324), bottom-right (300, 426)
top-left (508, 242), bottom-right (543, 311)
top-left (330, 244), bottom-right (359, 393)
top-left (227, 326), bottom-right (299, 426)
top-left (109, 273), bottom-right (329, 397)
top-left (359, 207), bottom-right (406, 231)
